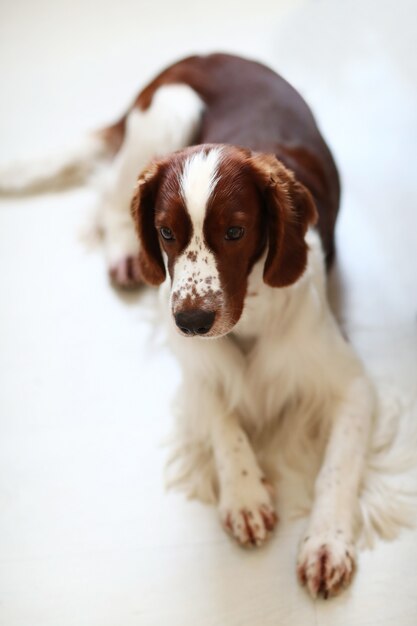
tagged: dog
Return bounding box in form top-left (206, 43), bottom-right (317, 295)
top-left (0, 53), bottom-right (374, 599)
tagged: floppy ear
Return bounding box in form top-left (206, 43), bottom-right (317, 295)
top-left (250, 153), bottom-right (318, 288)
top-left (131, 160), bottom-right (166, 285)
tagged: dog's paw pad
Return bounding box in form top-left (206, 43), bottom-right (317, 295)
top-left (297, 533), bottom-right (356, 599)
top-left (109, 256), bottom-right (143, 289)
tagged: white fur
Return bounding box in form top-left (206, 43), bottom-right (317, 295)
top-left (212, 408), bottom-right (278, 546)
top-left (180, 148), bottom-right (222, 222)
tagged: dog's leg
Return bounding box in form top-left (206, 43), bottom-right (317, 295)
top-left (297, 375), bottom-right (374, 598)
top-left (101, 84), bottom-right (204, 287)
top-left (211, 409), bottom-right (278, 547)
top-left (167, 326), bottom-right (278, 546)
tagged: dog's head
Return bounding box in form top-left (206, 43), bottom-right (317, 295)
top-left (131, 144), bottom-right (317, 338)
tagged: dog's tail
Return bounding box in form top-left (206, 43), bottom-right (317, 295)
top-left (0, 117), bottom-right (126, 196)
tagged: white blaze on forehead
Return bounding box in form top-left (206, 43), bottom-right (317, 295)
top-left (179, 148), bottom-right (222, 224)
top-left (172, 148), bottom-right (224, 309)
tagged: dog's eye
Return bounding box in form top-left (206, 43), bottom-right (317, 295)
top-left (225, 226), bottom-right (245, 241)
top-left (160, 227), bottom-right (175, 241)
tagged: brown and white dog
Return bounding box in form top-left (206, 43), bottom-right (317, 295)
top-left (1, 54), bottom-right (374, 599)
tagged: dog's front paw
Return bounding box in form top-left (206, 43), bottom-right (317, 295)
top-left (109, 255), bottom-right (143, 289)
top-left (297, 532), bottom-right (356, 599)
top-left (219, 478), bottom-right (278, 547)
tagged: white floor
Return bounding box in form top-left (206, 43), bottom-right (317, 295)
top-left (1, 1), bottom-right (417, 624)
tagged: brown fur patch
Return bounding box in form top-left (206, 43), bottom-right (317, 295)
top-left (132, 53), bottom-right (340, 265)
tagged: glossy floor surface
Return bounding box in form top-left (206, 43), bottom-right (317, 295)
top-left (1, 1), bottom-right (416, 624)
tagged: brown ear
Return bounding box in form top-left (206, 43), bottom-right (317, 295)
top-left (131, 160), bottom-right (166, 285)
top-left (250, 153), bottom-right (318, 288)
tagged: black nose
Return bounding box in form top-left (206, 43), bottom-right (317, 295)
top-left (175, 310), bottom-right (215, 336)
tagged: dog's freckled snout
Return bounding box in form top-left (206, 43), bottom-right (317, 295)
top-left (175, 310), bottom-right (215, 336)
